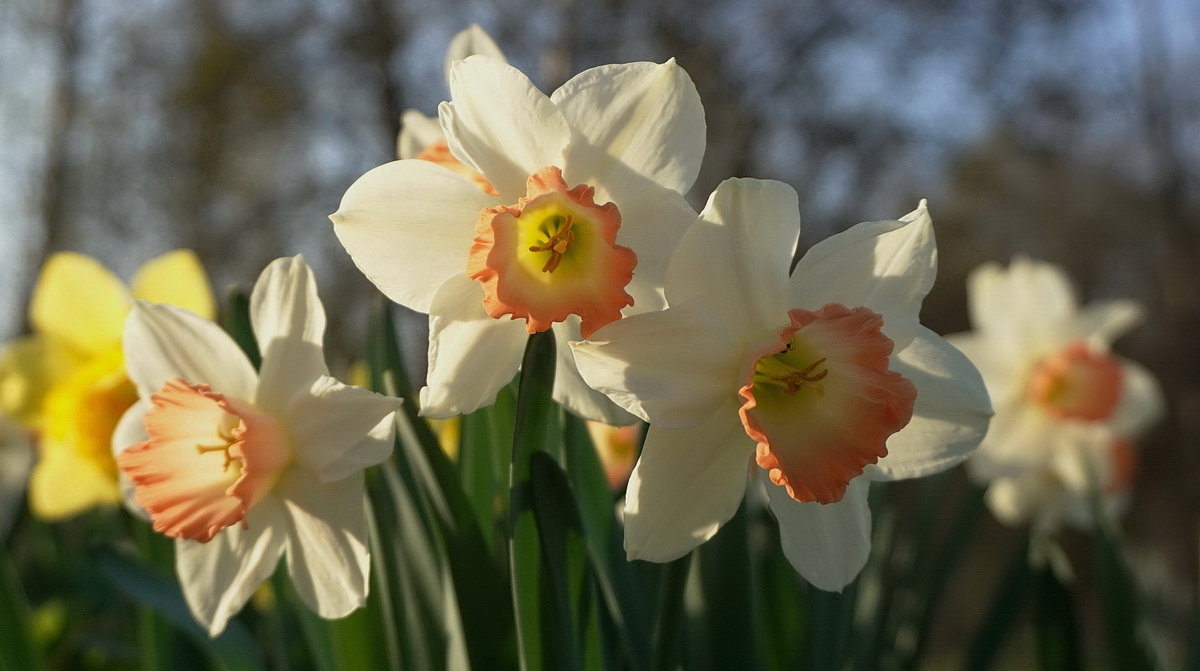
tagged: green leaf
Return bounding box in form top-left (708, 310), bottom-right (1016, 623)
top-left (366, 297), bottom-right (516, 670)
top-left (510, 331), bottom-right (565, 671)
top-left (219, 287), bottom-right (261, 369)
top-left (459, 385), bottom-right (517, 557)
top-left (652, 554), bottom-right (692, 671)
top-left (0, 545), bottom-right (43, 671)
top-left (530, 451), bottom-right (589, 671)
top-left (562, 415), bottom-right (651, 671)
top-left (963, 538), bottom-right (1032, 671)
top-left (1090, 495), bottom-right (1160, 671)
top-left (97, 547), bottom-right (262, 671)
top-left (1033, 565), bottom-right (1083, 671)
top-left (692, 503), bottom-right (761, 671)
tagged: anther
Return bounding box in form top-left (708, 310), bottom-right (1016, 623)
top-left (528, 215), bottom-right (575, 273)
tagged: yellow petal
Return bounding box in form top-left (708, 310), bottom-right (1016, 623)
top-left (30, 253), bottom-right (130, 354)
top-left (131, 249), bottom-right (216, 319)
top-left (0, 336), bottom-right (82, 428)
top-left (28, 443), bottom-right (121, 520)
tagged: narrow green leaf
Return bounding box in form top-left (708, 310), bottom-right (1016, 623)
top-left (1033, 565), bottom-right (1083, 671)
top-left (652, 554), bottom-right (692, 671)
top-left (0, 545), bottom-right (42, 671)
top-left (97, 547), bottom-right (261, 671)
top-left (754, 510), bottom-right (808, 671)
top-left (510, 331), bottom-right (562, 671)
top-left (962, 538), bottom-right (1032, 671)
top-left (459, 386), bottom-right (516, 556)
top-left (806, 579), bottom-right (859, 671)
top-left (219, 287), bottom-right (261, 369)
top-left (367, 297), bottom-right (516, 670)
top-left (1090, 495), bottom-right (1160, 671)
top-left (530, 451), bottom-right (589, 671)
top-left (563, 414), bottom-right (651, 671)
top-left (693, 503), bottom-right (761, 671)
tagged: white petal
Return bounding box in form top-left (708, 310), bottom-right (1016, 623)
top-left (766, 474), bottom-right (871, 591)
top-left (175, 497), bottom-right (288, 636)
top-left (331, 159), bottom-right (495, 313)
top-left (865, 327), bottom-right (992, 481)
top-left (791, 202), bottom-right (936, 343)
top-left (623, 401), bottom-right (754, 562)
top-left (251, 256), bottom-right (328, 414)
top-left (112, 399), bottom-right (152, 519)
top-left (278, 470), bottom-right (371, 620)
top-left (984, 474), bottom-right (1051, 527)
top-left (419, 275), bottom-right (527, 418)
top-left (286, 376), bottom-right (400, 483)
top-left (665, 179), bottom-right (798, 338)
top-left (1073, 300), bottom-right (1143, 345)
top-left (967, 400), bottom-right (1056, 482)
top-left (967, 257), bottom-right (1077, 356)
top-left (1111, 358), bottom-right (1163, 437)
top-left (605, 182), bottom-right (695, 313)
top-left (551, 320), bottom-right (637, 425)
top-left (443, 25), bottom-right (505, 86)
top-left (441, 57), bottom-right (570, 199)
top-left (552, 59), bottom-right (704, 195)
top-left (944, 332), bottom-right (1022, 405)
top-left (571, 302), bottom-right (742, 428)
top-left (124, 303), bottom-right (257, 400)
top-left (396, 110), bottom-right (443, 159)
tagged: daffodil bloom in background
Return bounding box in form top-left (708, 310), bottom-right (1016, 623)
top-left (948, 258), bottom-right (1162, 535)
top-left (332, 54), bottom-right (704, 424)
top-left (396, 24), bottom-right (505, 183)
top-left (572, 179), bottom-right (992, 590)
top-left (113, 256), bottom-right (400, 636)
top-left (586, 421), bottom-right (638, 490)
top-left (0, 250), bottom-right (214, 520)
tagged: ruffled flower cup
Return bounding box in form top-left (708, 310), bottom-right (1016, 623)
top-left (113, 256), bottom-right (400, 636)
top-left (947, 258), bottom-right (1163, 533)
top-left (572, 179), bottom-right (992, 590)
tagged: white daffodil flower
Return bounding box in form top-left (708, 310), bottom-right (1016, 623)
top-left (948, 257), bottom-right (1163, 534)
top-left (333, 55), bottom-right (704, 424)
top-left (112, 256), bottom-right (400, 636)
top-left (396, 24), bottom-right (506, 161)
top-left (572, 179), bottom-right (991, 591)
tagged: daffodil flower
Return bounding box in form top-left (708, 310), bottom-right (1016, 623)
top-left (0, 250), bottom-right (214, 520)
top-left (112, 256), bottom-right (400, 636)
top-left (948, 258), bottom-right (1162, 533)
top-left (332, 55), bottom-right (704, 424)
top-left (572, 179), bottom-right (992, 590)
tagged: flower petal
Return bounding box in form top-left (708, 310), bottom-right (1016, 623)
top-left (765, 474), bottom-right (871, 591)
top-left (0, 336), bottom-right (78, 426)
top-left (28, 440), bottom-right (121, 520)
top-left (396, 110), bottom-right (443, 160)
top-left (130, 249), bottom-right (216, 320)
top-left (286, 376), bottom-right (399, 483)
top-left (124, 303), bottom-right (257, 401)
top-left (623, 401), bottom-right (754, 561)
top-left (441, 56), bottom-right (570, 199)
top-left (967, 400), bottom-right (1055, 482)
top-left (443, 24), bottom-right (505, 86)
top-left (552, 59), bottom-right (704, 195)
top-left (572, 301), bottom-right (742, 428)
top-left (419, 274), bottom-right (528, 418)
top-left (31, 252), bottom-right (130, 354)
top-left (331, 159), bottom-right (495, 313)
top-left (665, 178), bottom-right (798, 339)
top-left (175, 496), bottom-right (288, 636)
top-left (790, 202), bottom-right (936, 344)
top-left (967, 257), bottom-right (1077, 356)
top-left (865, 326), bottom-right (992, 481)
top-left (551, 320), bottom-right (636, 425)
top-left (250, 256), bottom-right (328, 413)
top-left (1111, 358), bottom-right (1163, 437)
top-left (1073, 300), bottom-right (1143, 345)
top-left (278, 469), bottom-right (371, 620)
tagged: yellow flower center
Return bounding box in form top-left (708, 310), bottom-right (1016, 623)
top-left (467, 166), bottom-right (637, 338)
top-left (739, 304), bottom-right (916, 504)
top-left (1027, 341), bottom-right (1122, 421)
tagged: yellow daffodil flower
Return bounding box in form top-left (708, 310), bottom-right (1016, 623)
top-left (0, 250), bottom-right (215, 520)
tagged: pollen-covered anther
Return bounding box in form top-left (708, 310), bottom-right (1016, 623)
top-left (738, 304), bottom-right (916, 504)
top-left (116, 378), bottom-right (292, 542)
top-left (466, 166), bottom-right (637, 338)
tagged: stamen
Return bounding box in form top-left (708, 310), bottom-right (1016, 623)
top-left (753, 353), bottom-right (828, 395)
top-left (527, 215), bottom-right (575, 272)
